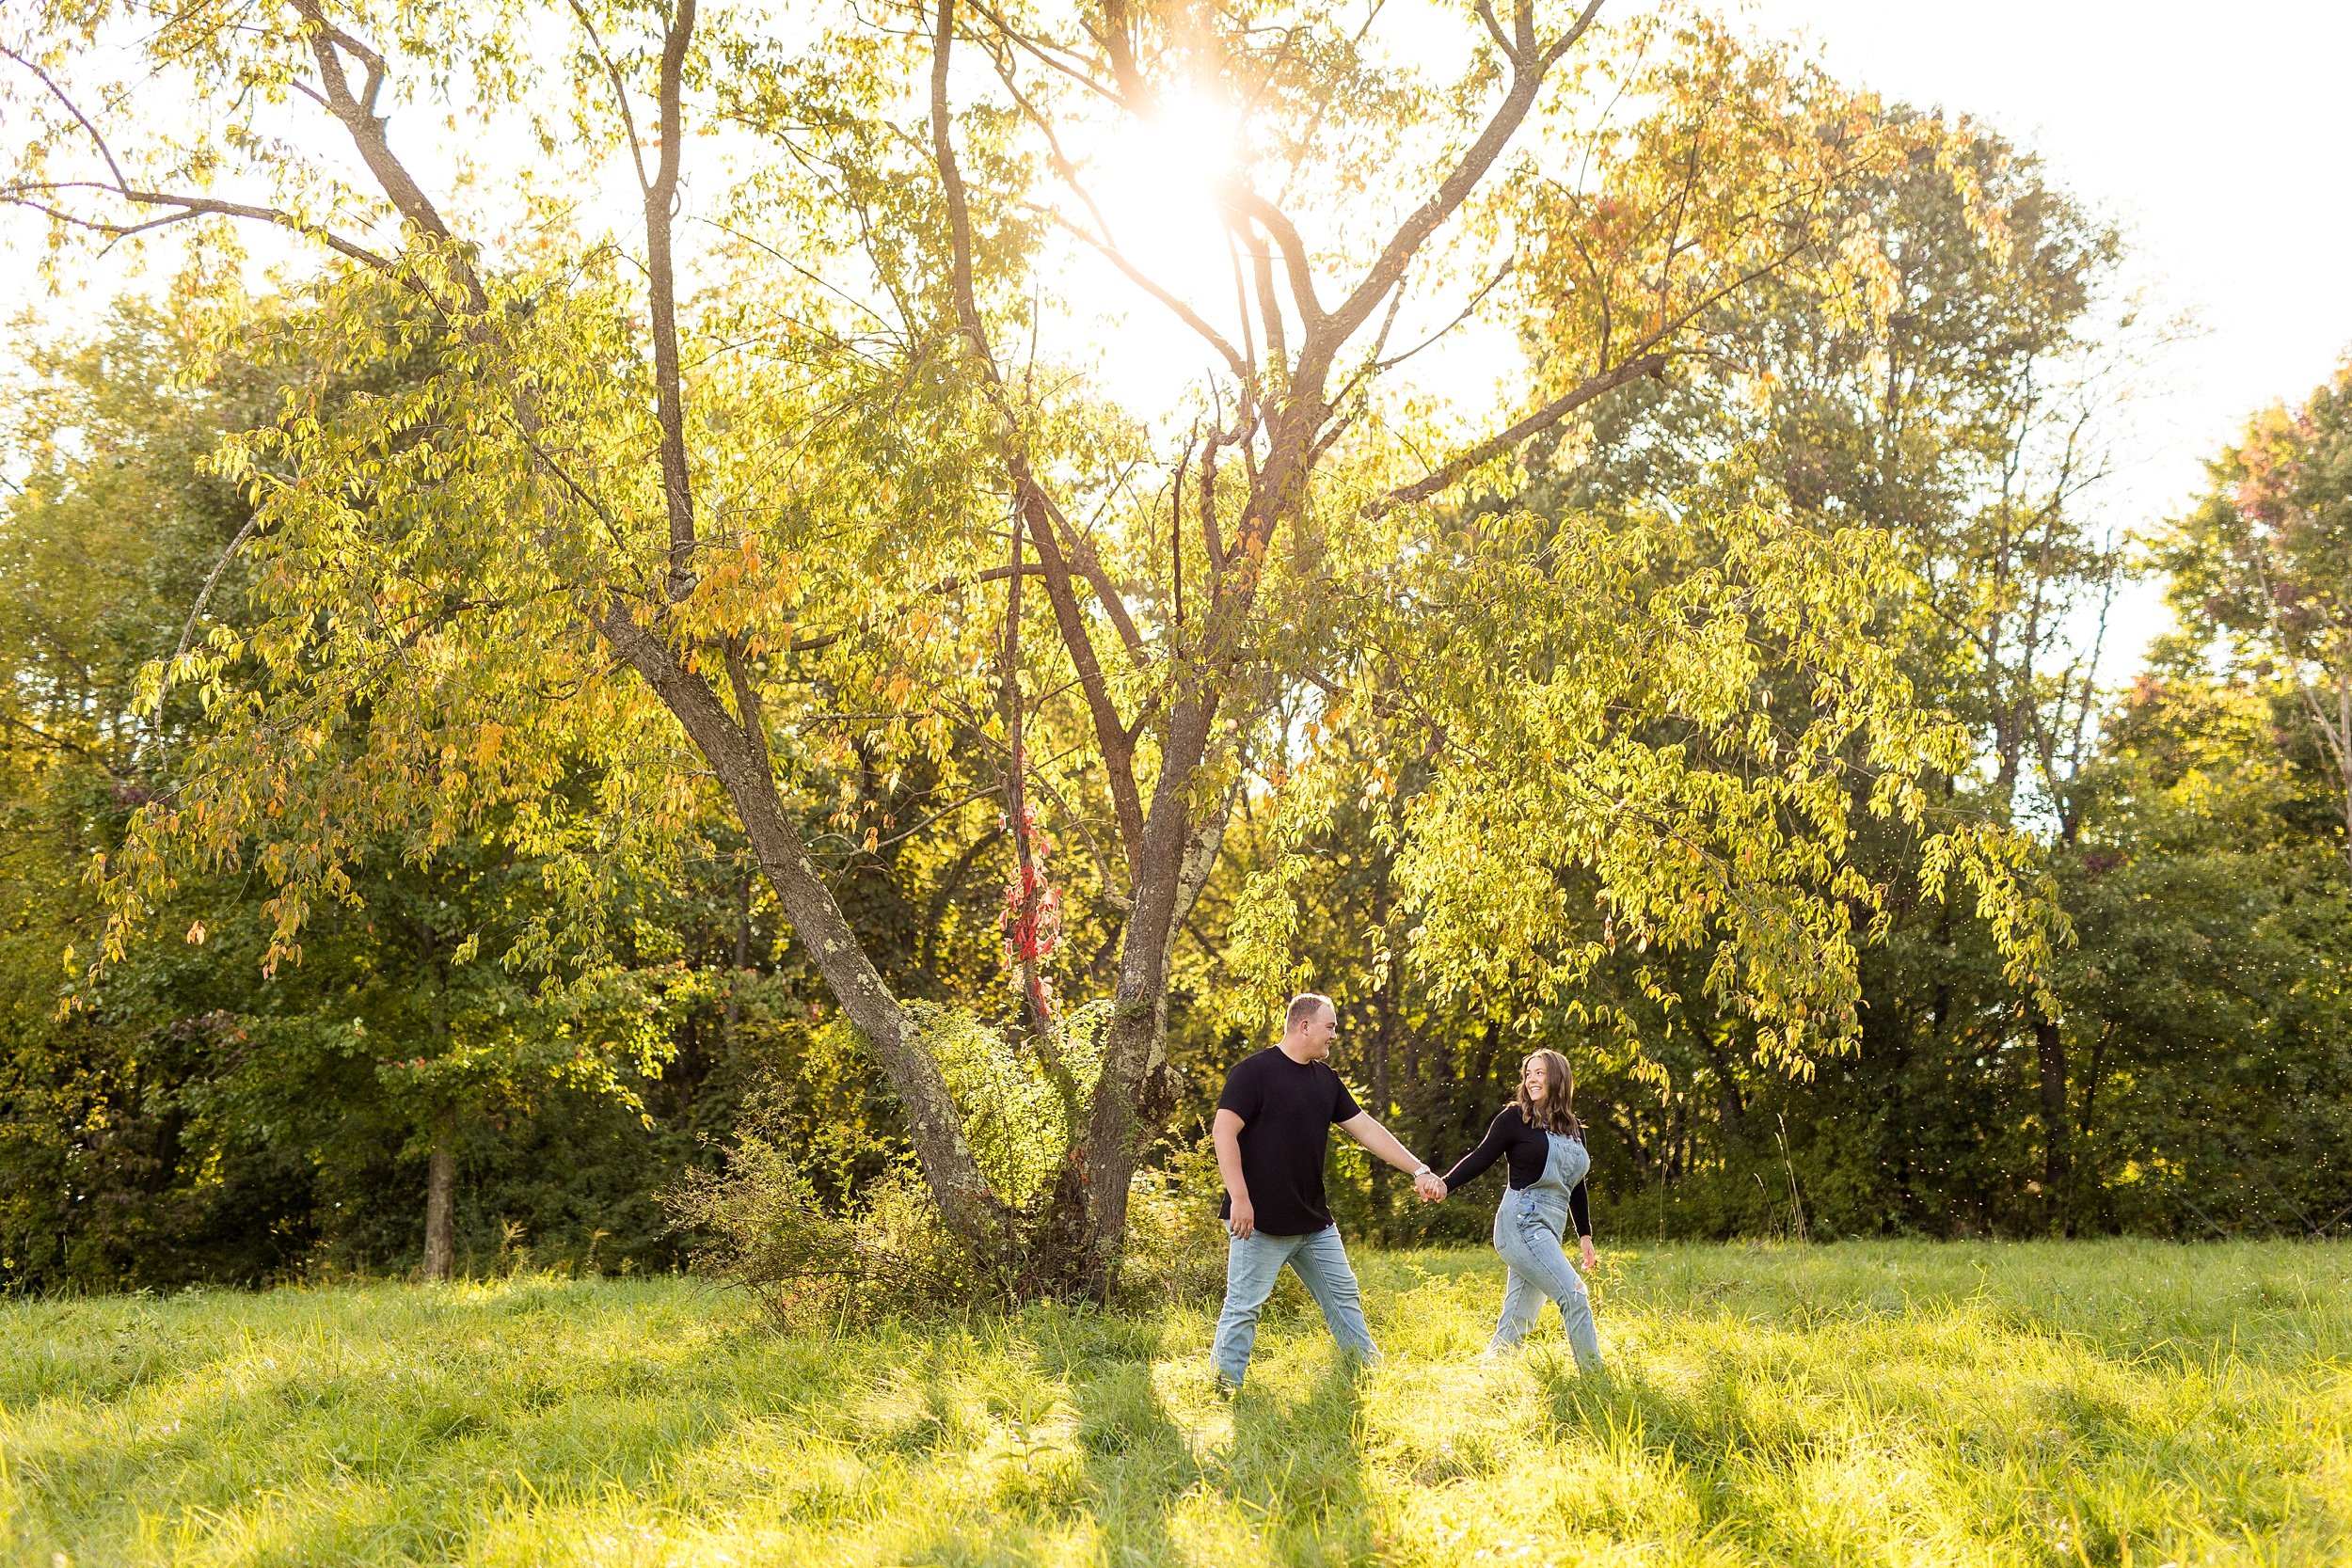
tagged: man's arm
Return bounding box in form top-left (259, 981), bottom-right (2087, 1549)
top-left (1339, 1112), bottom-right (1444, 1199)
top-left (1213, 1107), bottom-right (1255, 1238)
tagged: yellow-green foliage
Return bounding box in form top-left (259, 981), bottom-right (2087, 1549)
top-left (5, 1243), bottom-right (2345, 1565)
top-left (919, 1000), bottom-right (1112, 1210)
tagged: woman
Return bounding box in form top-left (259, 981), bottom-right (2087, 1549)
top-left (1431, 1049), bottom-right (1604, 1370)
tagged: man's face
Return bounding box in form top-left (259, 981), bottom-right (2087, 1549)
top-left (1297, 1003), bottom-right (1339, 1060)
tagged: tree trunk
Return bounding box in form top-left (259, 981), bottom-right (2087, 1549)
top-left (1051, 761), bottom-right (1231, 1298)
top-left (723, 866), bottom-right (750, 1054)
top-left (597, 608), bottom-right (1002, 1248)
top-left (421, 1106), bottom-right (456, 1282)
top-left (2076, 1021), bottom-right (2109, 1203)
top-left (1699, 1028), bottom-right (1745, 1138)
top-left (604, 595), bottom-right (1236, 1299)
top-left (2031, 1009), bottom-right (2071, 1232)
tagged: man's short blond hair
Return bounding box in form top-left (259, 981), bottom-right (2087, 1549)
top-left (1285, 992), bottom-right (1335, 1032)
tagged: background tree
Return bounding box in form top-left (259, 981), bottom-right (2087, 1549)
top-left (2157, 359), bottom-right (2352, 875)
top-left (0, 307), bottom-right (755, 1286)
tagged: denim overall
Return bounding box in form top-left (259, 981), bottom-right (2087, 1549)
top-left (1488, 1130), bottom-right (1604, 1369)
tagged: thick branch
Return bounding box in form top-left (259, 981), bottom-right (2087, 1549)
top-left (930, 0), bottom-right (993, 372)
top-left (1092, 0), bottom-right (1159, 111)
top-left (290, 0), bottom-right (486, 309)
top-left (1311, 0), bottom-right (1605, 376)
top-left (1065, 531), bottom-right (1147, 663)
top-left (1019, 478), bottom-right (1147, 867)
top-left (1369, 351), bottom-right (1665, 515)
top-left (1214, 180), bottom-right (1326, 330)
top-left (1243, 223), bottom-right (1290, 372)
top-left (646, 0), bottom-right (700, 591)
top-left (596, 604), bottom-right (998, 1235)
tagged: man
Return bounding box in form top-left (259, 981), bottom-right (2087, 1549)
top-left (1209, 991), bottom-right (1445, 1388)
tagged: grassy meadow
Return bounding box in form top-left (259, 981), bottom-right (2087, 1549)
top-left (3, 1241), bottom-right (2346, 1566)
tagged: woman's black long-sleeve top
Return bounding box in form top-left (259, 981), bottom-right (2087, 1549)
top-left (1438, 1105), bottom-right (1592, 1239)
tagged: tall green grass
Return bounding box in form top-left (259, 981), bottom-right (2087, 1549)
top-left (4, 1241), bottom-right (2345, 1565)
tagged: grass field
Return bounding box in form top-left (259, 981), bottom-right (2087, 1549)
top-left (4, 1241), bottom-right (2347, 1566)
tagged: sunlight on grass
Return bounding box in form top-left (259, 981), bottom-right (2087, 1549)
top-left (4, 1242), bottom-right (2345, 1565)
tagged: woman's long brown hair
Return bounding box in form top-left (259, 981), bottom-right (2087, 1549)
top-left (1515, 1049), bottom-right (1581, 1136)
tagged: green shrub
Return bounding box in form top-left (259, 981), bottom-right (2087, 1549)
top-left (1117, 1132), bottom-right (1230, 1305)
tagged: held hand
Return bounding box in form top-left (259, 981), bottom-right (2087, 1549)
top-left (1228, 1199), bottom-right (1255, 1240)
top-left (1579, 1235), bottom-right (1597, 1272)
top-left (1413, 1172), bottom-right (1447, 1203)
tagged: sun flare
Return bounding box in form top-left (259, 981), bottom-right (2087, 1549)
top-left (1070, 87), bottom-right (1249, 347)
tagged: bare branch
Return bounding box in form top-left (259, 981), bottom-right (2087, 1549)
top-left (1380, 254), bottom-right (1513, 372)
top-left (172, 514), bottom-right (262, 665)
top-left (1313, 0), bottom-right (1605, 375)
top-left (3, 182), bottom-right (396, 272)
top-left (1369, 351), bottom-right (1664, 515)
top-left (564, 0), bottom-right (652, 195)
top-left (2, 45), bottom-right (127, 190)
top-left (1031, 202), bottom-right (1249, 379)
top-left (644, 0), bottom-right (701, 593)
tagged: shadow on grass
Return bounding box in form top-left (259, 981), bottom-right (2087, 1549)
top-left (25, 1259), bottom-right (2339, 1567)
top-left (1220, 1356), bottom-right (1375, 1559)
top-left (1051, 1308), bottom-right (1378, 1564)
top-left (1068, 1352), bottom-right (1199, 1566)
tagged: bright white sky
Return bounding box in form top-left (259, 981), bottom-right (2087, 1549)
top-left (1733, 0), bottom-right (2352, 674)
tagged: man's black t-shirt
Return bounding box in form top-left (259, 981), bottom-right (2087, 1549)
top-left (1216, 1047), bottom-right (1363, 1235)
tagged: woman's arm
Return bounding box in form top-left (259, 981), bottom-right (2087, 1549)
top-left (1570, 1176), bottom-right (1597, 1270)
top-left (1436, 1108), bottom-right (1519, 1193)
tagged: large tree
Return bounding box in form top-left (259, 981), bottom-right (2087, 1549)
top-left (5, 0), bottom-right (2048, 1294)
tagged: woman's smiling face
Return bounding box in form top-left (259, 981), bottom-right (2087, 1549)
top-left (1520, 1055), bottom-right (1548, 1102)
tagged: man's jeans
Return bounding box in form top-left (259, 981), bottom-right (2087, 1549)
top-left (1210, 1224), bottom-right (1377, 1386)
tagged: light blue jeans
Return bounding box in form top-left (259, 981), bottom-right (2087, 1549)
top-left (1210, 1224), bottom-right (1377, 1386)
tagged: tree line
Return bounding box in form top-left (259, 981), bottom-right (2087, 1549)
top-left (1, 0), bottom-right (2345, 1292)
